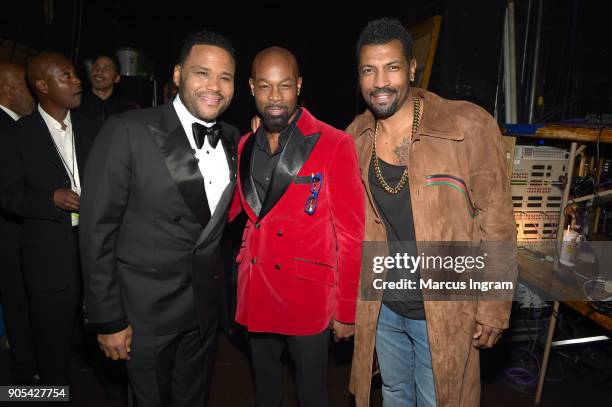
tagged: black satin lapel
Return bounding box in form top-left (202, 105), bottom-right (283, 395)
top-left (220, 131), bottom-right (237, 181)
top-left (195, 180), bottom-right (236, 248)
top-left (194, 125), bottom-right (238, 249)
top-left (258, 129), bottom-right (321, 220)
top-left (239, 135), bottom-right (262, 217)
top-left (150, 125), bottom-right (211, 227)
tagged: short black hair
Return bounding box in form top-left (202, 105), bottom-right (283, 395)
top-left (178, 30), bottom-right (236, 64)
top-left (91, 53), bottom-right (121, 74)
top-left (356, 18), bottom-right (413, 62)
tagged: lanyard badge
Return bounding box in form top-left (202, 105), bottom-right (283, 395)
top-left (304, 172), bottom-right (323, 216)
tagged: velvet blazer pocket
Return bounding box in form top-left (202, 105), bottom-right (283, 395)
top-left (293, 258), bottom-right (335, 285)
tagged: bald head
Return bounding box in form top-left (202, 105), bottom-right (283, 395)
top-left (26, 52), bottom-right (82, 112)
top-left (0, 61), bottom-right (23, 86)
top-left (251, 47), bottom-right (299, 79)
top-left (26, 53), bottom-right (71, 93)
top-left (249, 47), bottom-right (303, 135)
top-left (0, 61), bottom-right (34, 117)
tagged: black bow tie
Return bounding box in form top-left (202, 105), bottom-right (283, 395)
top-left (192, 122), bottom-right (221, 149)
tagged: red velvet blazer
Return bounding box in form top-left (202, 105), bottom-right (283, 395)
top-left (228, 108), bottom-right (365, 335)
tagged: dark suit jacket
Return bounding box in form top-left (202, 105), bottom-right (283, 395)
top-left (0, 109), bottom-right (21, 254)
top-left (0, 109), bottom-right (96, 293)
top-left (80, 103), bottom-right (239, 336)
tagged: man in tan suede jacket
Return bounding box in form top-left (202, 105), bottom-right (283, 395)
top-left (347, 18), bottom-right (517, 407)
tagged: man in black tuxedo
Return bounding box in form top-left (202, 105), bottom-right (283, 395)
top-left (0, 61), bottom-right (37, 384)
top-left (80, 31), bottom-right (239, 407)
top-left (0, 53), bottom-right (97, 385)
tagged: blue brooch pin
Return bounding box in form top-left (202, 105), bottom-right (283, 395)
top-left (304, 172), bottom-right (323, 215)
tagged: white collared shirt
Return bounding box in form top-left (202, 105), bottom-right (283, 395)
top-left (0, 104), bottom-right (20, 121)
top-left (38, 105), bottom-right (81, 196)
top-left (173, 96), bottom-right (230, 215)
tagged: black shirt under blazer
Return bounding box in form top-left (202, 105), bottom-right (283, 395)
top-left (79, 103), bottom-right (239, 336)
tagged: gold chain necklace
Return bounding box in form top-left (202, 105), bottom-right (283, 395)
top-left (372, 95), bottom-right (421, 194)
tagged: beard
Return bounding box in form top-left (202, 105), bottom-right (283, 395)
top-left (260, 104), bottom-right (293, 133)
top-left (366, 86), bottom-right (400, 119)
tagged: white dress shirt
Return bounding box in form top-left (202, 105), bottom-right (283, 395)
top-left (173, 96), bottom-right (230, 215)
top-left (0, 104), bottom-right (20, 121)
top-left (39, 105), bottom-right (81, 226)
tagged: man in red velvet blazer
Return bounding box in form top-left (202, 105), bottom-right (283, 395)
top-left (228, 47), bottom-right (364, 407)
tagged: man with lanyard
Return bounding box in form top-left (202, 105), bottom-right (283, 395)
top-left (0, 52), bottom-right (97, 386)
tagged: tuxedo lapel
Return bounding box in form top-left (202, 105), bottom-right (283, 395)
top-left (258, 125), bottom-right (320, 220)
top-left (194, 178), bottom-right (235, 248)
top-left (150, 105), bottom-right (211, 227)
top-left (194, 123), bottom-right (239, 248)
top-left (239, 134), bottom-right (262, 218)
top-left (219, 123), bottom-right (237, 181)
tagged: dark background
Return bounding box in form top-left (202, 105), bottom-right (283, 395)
top-left (1, 0), bottom-right (611, 132)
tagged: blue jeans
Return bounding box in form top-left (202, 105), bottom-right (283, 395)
top-left (376, 304), bottom-right (437, 407)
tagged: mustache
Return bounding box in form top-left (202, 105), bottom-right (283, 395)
top-left (370, 87), bottom-right (397, 97)
top-left (264, 104), bottom-right (287, 110)
top-left (196, 91), bottom-right (224, 100)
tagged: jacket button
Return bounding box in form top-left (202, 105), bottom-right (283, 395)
top-left (276, 230), bottom-right (283, 236)
top-left (275, 264), bottom-right (281, 270)
top-left (173, 215), bottom-right (181, 222)
top-left (255, 223), bottom-right (261, 229)
top-left (251, 258), bottom-right (257, 265)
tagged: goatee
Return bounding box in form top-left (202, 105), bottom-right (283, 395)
top-left (368, 86), bottom-right (399, 119)
top-left (261, 106), bottom-right (291, 133)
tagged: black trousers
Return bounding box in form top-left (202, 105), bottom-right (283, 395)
top-left (24, 229), bottom-right (82, 387)
top-left (0, 249), bottom-right (37, 383)
top-left (29, 282), bottom-right (81, 385)
top-left (249, 329), bottom-right (330, 407)
top-left (126, 320), bottom-right (218, 407)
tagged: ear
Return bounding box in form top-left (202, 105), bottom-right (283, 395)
top-left (35, 79), bottom-right (48, 95)
top-left (2, 84), bottom-right (15, 99)
top-left (248, 78), bottom-right (255, 96)
top-left (297, 77), bottom-right (303, 95)
top-left (409, 58), bottom-right (417, 82)
top-left (173, 64), bottom-right (181, 88)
